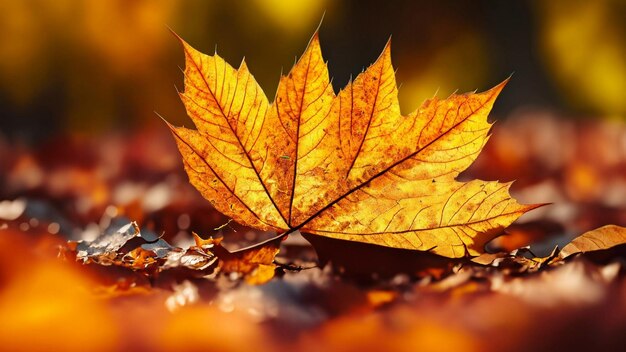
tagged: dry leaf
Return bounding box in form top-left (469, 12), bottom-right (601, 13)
top-left (68, 219), bottom-right (282, 284)
top-left (194, 233), bottom-right (281, 284)
top-left (166, 29), bottom-right (538, 258)
top-left (560, 225), bottom-right (626, 259)
top-left (470, 252), bottom-right (507, 266)
top-left (72, 221), bottom-right (217, 274)
top-left (75, 221), bottom-right (142, 265)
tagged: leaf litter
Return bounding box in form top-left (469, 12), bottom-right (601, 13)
top-left (2, 128), bottom-right (626, 350)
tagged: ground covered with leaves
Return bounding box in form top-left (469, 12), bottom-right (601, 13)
top-left (1, 113), bottom-right (625, 351)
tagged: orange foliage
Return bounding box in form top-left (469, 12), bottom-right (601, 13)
top-left (167, 31), bottom-right (538, 258)
top-left (0, 230), bottom-right (118, 351)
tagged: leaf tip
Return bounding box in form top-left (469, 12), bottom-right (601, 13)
top-left (475, 77), bottom-right (510, 107)
top-left (166, 25), bottom-right (181, 40)
top-left (154, 111), bottom-right (174, 129)
top-left (365, 37), bottom-right (393, 73)
top-left (307, 29), bottom-right (322, 51)
top-left (527, 202), bottom-right (551, 211)
top-left (168, 26), bottom-right (189, 48)
top-left (239, 56), bottom-right (248, 71)
top-left (381, 37), bottom-right (392, 59)
top-left (384, 35), bottom-right (392, 51)
top-left (314, 12), bottom-right (326, 36)
top-left (516, 202), bottom-right (550, 217)
top-left (490, 77), bottom-right (511, 96)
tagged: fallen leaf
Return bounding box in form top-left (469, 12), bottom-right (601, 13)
top-left (124, 247), bottom-right (158, 269)
top-left (69, 219), bottom-right (284, 284)
top-left (72, 221), bottom-right (218, 275)
top-left (194, 233), bottom-right (281, 284)
top-left (560, 224), bottom-right (626, 259)
top-left (75, 221), bottom-right (142, 265)
top-left (470, 252), bottom-right (506, 266)
top-left (472, 246), bottom-right (560, 273)
top-left (166, 29), bottom-right (538, 259)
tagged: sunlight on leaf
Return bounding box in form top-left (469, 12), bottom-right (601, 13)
top-left (167, 29), bottom-right (539, 258)
top-left (560, 225), bottom-right (626, 259)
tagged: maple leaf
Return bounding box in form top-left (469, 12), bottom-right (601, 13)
top-left (165, 30), bottom-right (539, 258)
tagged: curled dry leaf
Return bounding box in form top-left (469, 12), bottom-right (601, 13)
top-left (560, 224), bottom-right (626, 259)
top-left (75, 221), bottom-right (142, 265)
top-left (194, 233), bottom-right (281, 284)
top-left (469, 224), bottom-right (626, 275)
top-left (469, 245), bottom-right (560, 275)
top-left (70, 220), bottom-right (282, 284)
top-left (74, 221), bottom-right (218, 273)
top-left (166, 29), bottom-right (539, 259)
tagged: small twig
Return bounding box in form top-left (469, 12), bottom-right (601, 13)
top-left (274, 260), bottom-right (318, 272)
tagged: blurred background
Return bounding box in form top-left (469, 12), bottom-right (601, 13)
top-left (1, 0), bottom-right (625, 142)
top-left (0, 0), bottom-right (625, 243)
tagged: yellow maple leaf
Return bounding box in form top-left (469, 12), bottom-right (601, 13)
top-left (166, 30), bottom-right (539, 258)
